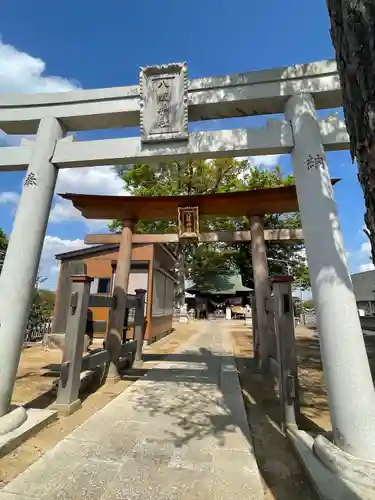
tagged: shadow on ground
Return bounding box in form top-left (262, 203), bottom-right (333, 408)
top-left (116, 324), bottom-right (316, 500)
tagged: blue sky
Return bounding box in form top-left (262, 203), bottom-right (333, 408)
top-left (0, 0), bottom-right (371, 289)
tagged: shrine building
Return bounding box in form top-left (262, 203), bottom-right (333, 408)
top-left (52, 242), bottom-right (176, 343)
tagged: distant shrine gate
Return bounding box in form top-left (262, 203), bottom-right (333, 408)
top-left (1, 60), bottom-right (375, 465)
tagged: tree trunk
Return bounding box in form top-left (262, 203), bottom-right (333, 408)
top-left (326, 0), bottom-right (375, 263)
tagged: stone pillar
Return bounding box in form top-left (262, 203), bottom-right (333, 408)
top-left (52, 260), bottom-right (75, 334)
top-left (134, 288), bottom-right (146, 363)
top-left (271, 276), bottom-right (300, 430)
top-left (106, 220), bottom-right (133, 381)
top-left (285, 93), bottom-right (375, 460)
top-left (250, 216), bottom-right (270, 369)
top-left (0, 117), bottom-right (64, 418)
top-left (250, 291), bottom-right (259, 358)
top-left (53, 274), bottom-right (93, 415)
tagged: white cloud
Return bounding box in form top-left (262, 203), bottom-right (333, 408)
top-left (50, 166), bottom-right (126, 225)
top-left (40, 235), bottom-right (87, 289)
top-left (0, 167), bottom-right (126, 228)
top-left (359, 262), bottom-right (375, 272)
top-left (0, 191), bottom-right (19, 204)
top-left (352, 239), bottom-right (374, 274)
top-left (56, 166), bottom-right (124, 196)
top-left (0, 36), bottom-right (79, 146)
top-left (361, 241), bottom-right (371, 256)
top-left (0, 37), bottom-right (78, 94)
top-left (249, 154), bottom-right (281, 168)
top-left (49, 200), bottom-right (81, 223)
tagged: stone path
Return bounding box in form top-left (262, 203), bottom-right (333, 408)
top-left (0, 321), bottom-right (264, 499)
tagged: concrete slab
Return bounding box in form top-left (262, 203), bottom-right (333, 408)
top-left (287, 429), bottom-right (375, 500)
top-left (1, 321), bottom-right (265, 499)
top-left (0, 408), bottom-right (57, 457)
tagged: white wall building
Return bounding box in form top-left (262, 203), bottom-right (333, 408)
top-left (351, 270), bottom-right (375, 315)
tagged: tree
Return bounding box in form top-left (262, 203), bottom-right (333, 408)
top-left (0, 228), bottom-right (8, 274)
top-left (327, 1), bottom-right (375, 262)
top-left (111, 159), bottom-right (310, 299)
top-left (303, 299), bottom-right (314, 310)
top-left (26, 276), bottom-right (55, 331)
top-left (292, 260), bottom-right (311, 291)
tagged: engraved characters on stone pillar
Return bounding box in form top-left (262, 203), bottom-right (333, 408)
top-left (140, 62), bottom-right (188, 143)
top-left (154, 78), bottom-right (171, 129)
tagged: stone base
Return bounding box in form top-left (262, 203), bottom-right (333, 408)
top-left (132, 360), bottom-right (143, 369)
top-left (0, 406), bottom-right (27, 435)
top-left (0, 408), bottom-right (57, 457)
top-left (179, 315), bottom-right (188, 323)
top-left (314, 434), bottom-right (375, 488)
top-left (105, 374), bottom-right (121, 385)
top-left (287, 428), bottom-right (375, 499)
top-left (50, 399), bottom-right (82, 416)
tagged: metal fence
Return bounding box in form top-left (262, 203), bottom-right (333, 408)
top-left (24, 319), bottom-right (52, 344)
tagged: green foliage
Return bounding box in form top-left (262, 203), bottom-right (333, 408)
top-left (303, 299), bottom-right (314, 310)
top-left (293, 263), bottom-right (311, 291)
top-left (184, 244), bottom-right (235, 288)
top-left (27, 278), bottom-right (55, 329)
top-left (111, 158), bottom-right (310, 292)
top-left (36, 289), bottom-right (56, 318)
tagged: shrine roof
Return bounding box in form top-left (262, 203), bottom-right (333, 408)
top-left (59, 180), bottom-right (340, 220)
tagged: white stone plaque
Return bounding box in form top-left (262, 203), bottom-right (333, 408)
top-left (140, 63), bottom-right (188, 143)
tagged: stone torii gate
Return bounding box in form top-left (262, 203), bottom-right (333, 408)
top-left (0, 60), bottom-right (375, 468)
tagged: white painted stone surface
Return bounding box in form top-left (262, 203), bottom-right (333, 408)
top-left (0, 117), bottom-right (349, 172)
top-left (0, 409), bottom-right (57, 457)
top-left (285, 93), bottom-right (375, 461)
top-left (0, 59), bottom-right (341, 134)
top-left (0, 117), bottom-right (64, 418)
top-left (0, 406), bottom-right (27, 435)
top-left (287, 429), bottom-right (375, 500)
top-left (0, 323), bottom-right (264, 499)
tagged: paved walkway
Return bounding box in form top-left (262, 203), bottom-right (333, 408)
top-left (0, 322), bottom-right (264, 499)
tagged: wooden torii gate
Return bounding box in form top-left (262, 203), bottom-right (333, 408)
top-left (59, 183), bottom-right (335, 379)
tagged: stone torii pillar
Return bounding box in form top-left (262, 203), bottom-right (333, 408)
top-left (250, 215), bottom-right (270, 369)
top-left (105, 220), bottom-right (134, 381)
top-left (285, 93), bottom-right (375, 461)
top-left (0, 117), bottom-right (65, 418)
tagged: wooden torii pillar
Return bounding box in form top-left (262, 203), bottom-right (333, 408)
top-left (105, 219), bottom-right (134, 381)
top-left (249, 216), bottom-right (271, 369)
